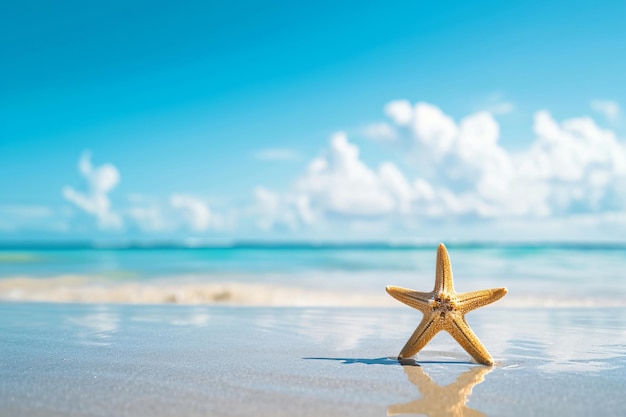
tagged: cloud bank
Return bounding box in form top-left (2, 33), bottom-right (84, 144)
top-left (125, 194), bottom-right (224, 233)
top-left (63, 154), bottom-right (223, 233)
top-left (255, 100), bottom-right (626, 231)
top-left (48, 99), bottom-right (626, 238)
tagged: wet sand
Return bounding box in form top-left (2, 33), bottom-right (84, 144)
top-left (1, 303), bottom-right (625, 416)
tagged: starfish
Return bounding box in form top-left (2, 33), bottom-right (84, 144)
top-left (386, 243), bottom-right (507, 365)
top-left (387, 365), bottom-right (491, 417)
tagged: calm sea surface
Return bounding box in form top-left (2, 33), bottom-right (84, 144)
top-left (1, 244), bottom-right (625, 305)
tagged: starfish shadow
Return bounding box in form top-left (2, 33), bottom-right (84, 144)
top-left (303, 357), bottom-right (476, 366)
top-left (303, 356), bottom-right (418, 366)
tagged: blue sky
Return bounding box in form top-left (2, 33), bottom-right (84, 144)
top-left (1, 0), bottom-right (626, 241)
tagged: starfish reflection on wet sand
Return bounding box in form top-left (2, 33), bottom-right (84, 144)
top-left (387, 365), bottom-right (491, 417)
top-left (386, 243), bottom-right (507, 365)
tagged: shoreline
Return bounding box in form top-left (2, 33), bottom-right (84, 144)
top-left (2, 276), bottom-right (625, 307)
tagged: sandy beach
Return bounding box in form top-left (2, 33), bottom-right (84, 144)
top-left (2, 302), bottom-right (625, 416)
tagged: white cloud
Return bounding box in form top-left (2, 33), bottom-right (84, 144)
top-left (255, 133), bottom-right (416, 229)
top-left (125, 194), bottom-right (230, 233)
top-left (254, 148), bottom-right (301, 161)
top-left (379, 162), bottom-right (414, 213)
top-left (63, 152), bottom-right (122, 229)
top-left (391, 102), bottom-right (626, 219)
top-left (127, 203), bottom-right (169, 232)
top-left (294, 132), bottom-right (402, 217)
top-left (62, 153), bottom-right (228, 234)
top-left (521, 110), bottom-right (626, 214)
top-left (591, 99), bottom-right (620, 121)
top-left (254, 187), bottom-right (304, 230)
top-left (255, 100), bottom-right (626, 231)
top-left (254, 132), bottom-right (443, 228)
top-left (412, 102), bottom-right (458, 156)
top-left (385, 100), bottom-right (413, 126)
top-left (170, 194), bottom-right (214, 231)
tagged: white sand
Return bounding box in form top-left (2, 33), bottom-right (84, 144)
top-left (1, 303), bottom-right (625, 416)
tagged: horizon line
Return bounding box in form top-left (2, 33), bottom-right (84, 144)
top-left (1, 239), bottom-right (626, 250)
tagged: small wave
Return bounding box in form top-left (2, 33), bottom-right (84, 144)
top-left (0, 276), bottom-right (623, 307)
top-left (0, 276), bottom-right (394, 306)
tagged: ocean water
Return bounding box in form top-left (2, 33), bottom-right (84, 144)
top-left (1, 243), bottom-right (625, 306)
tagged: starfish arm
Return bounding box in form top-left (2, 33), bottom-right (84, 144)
top-left (386, 286), bottom-right (432, 313)
top-left (434, 243), bottom-right (454, 293)
top-left (398, 314), bottom-right (439, 359)
top-left (456, 287), bottom-right (508, 314)
top-left (447, 316), bottom-right (494, 366)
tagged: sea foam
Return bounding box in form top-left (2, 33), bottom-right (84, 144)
top-left (1, 275), bottom-right (623, 307)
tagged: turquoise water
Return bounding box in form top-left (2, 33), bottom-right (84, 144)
top-left (1, 244), bottom-right (625, 304)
